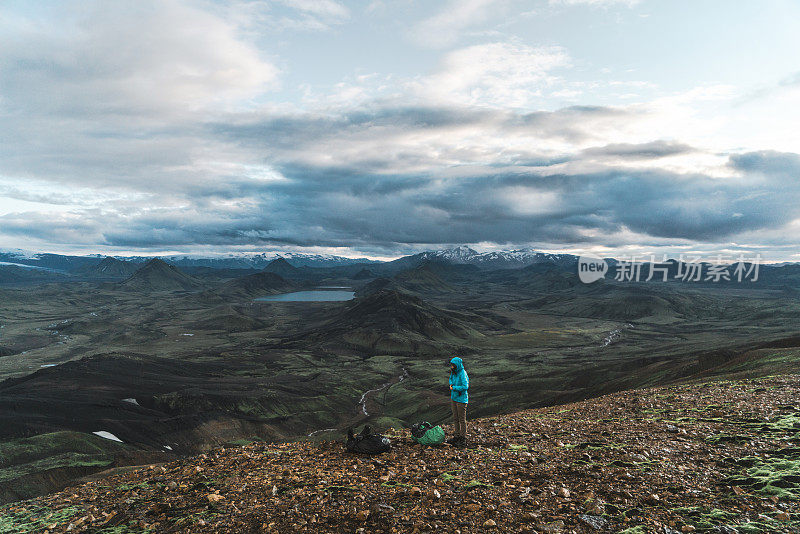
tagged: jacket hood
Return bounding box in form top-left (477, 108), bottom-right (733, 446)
top-left (450, 357), bottom-right (464, 372)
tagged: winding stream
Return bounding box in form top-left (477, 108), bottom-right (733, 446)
top-left (602, 323), bottom-right (634, 347)
top-left (358, 367), bottom-right (409, 416)
top-left (306, 367), bottom-right (410, 437)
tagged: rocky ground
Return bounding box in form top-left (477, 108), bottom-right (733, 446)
top-left (3, 375), bottom-right (800, 533)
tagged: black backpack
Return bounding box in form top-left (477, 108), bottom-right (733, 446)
top-left (346, 425), bottom-right (391, 454)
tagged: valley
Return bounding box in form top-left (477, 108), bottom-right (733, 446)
top-left (1, 250), bottom-right (800, 503)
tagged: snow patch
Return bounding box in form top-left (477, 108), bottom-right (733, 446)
top-left (122, 398), bottom-right (139, 405)
top-left (93, 431), bottom-right (123, 443)
top-left (308, 428), bottom-right (337, 437)
top-left (415, 246), bottom-right (576, 268)
top-left (0, 261), bottom-right (58, 272)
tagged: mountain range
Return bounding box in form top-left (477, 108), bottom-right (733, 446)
top-left (0, 246), bottom-right (581, 279)
top-left (390, 245), bottom-right (579, 270)
top-left (0, 250), bottom-right (378, 273)
top-left (77, 256), bottom-right (139, 278)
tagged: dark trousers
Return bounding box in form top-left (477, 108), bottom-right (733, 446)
top-left (451, 400), bottom-right (467, 438)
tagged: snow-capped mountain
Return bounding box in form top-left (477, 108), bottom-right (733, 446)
top-left (119, 252), bottom-right (378, 270)
top-left (0, 251), bottom-right (102, 272)
top-left (391, 246), bottom-right (578, 270)
top-left (0, 248), bottom-right (39, 260)
top-left (0, 250), bottom-right (378, 272)
top-left (471, 249), bottom-right (578, 269)
top-left (418, 245), bottom-right (482, 264)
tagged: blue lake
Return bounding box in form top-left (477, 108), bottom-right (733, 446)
top-left (254, 290), bottom-right (355, 302)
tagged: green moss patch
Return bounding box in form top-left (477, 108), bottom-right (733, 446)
top-left (726, 457), bottom-right (800, 501)
top-left (462, 479), bottom-right (491, 490)
top-left (441, 469), bottom-right (469, 482)
top-left (673, 506), bottom-right (737, 531)
top-left (669, 506), bottom-right (800, 533)
top-left (0, 431), bottom-right (127, 479)
top-left (574, 441), bottom-right (626, 450)
top-left (0, 431), bottom-right (129, 503)
top-left (706, 434), bottom-right (752, 445)
top-left (95, 524), bottom-right (154, 533)
top-left (750, 414), bottom-right (800, 439)
top-left (732, 517), bottom-right (795, 534)
top-left (172, 510), bottom-right (220, 527)
top-left (115, 481), bottom-right (150, 492)
top-left (0, 503), bottom-right (82, 533)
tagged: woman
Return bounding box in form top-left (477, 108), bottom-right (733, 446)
top-left (447, 356), bottom-right (469, 447)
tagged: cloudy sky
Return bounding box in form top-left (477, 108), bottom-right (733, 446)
top-left (1, 0), bottom-right (800, 260)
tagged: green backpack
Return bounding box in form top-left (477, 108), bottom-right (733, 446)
top-left (410, 421), bottom-right (445, 445)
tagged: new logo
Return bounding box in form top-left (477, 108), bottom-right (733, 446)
top-left (577, 255), bottom-right (608, 283)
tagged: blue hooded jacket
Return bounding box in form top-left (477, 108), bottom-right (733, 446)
top-left (449, 357), bottom-right (469, 404)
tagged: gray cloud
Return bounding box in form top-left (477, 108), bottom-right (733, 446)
top-left (0, 3), bottom-right (797, 257)
top-left (729, 150), bottom-right (800, 176)
top-left (0, 0), bottom-right (276, 192)
top-left (582, 141), bottom-right (696, 159)
top-left (0, 1), bottom-right (276, 117)
top-left (209, 105), bottom-right (632, 174)
top-left (3, 93), bottom-right (800, 255)
top-left (10, 148), bottom-right (797, 254)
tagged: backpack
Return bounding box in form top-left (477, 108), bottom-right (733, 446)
top-left (410, 421), bottom-right (446, 446)
top-left (346, 425), bottom-right (391, 454)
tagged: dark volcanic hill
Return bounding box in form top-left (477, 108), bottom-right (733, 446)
top-left (391, 263), bottom-right (453, 294)
top-left (190, 304), bottom-right (266, 332)
top-left (263, 257), bottom-right (302, 278)
top-left (335, 290), bottom-right (478, 339)
top-left (355, 262), bottom-right (470, 298)
top-left (9, 375), bottom-right (800, 533)
top-left (489, 262), bottom-right (581, 292)
top-left (212, 271), bottom-right (295, 299)
top-left (79, 256), bottom-right (139, 278)
top-left (527, 283), bottom-right (703, 321)
top-left (313, 290), bottom-right (481, 352)
top-left (119, 259), bottom-right (202, 292)
top-left (354, 277), bottom-right (396, 297)
top-left (352, 267), bottom-right (375, 280)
